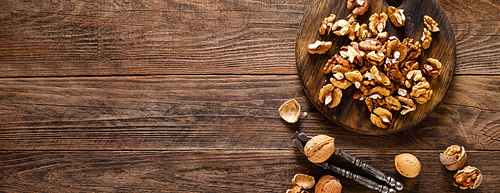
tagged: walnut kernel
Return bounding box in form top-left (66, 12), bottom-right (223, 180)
top-left (319, 14), bottom-right (336, 35)
top-left (370, 107), bottom-right (392, 128)
top-left (318, 84), bottom-right (334, 104)
top-left (348, 22), bottom-right (360, 41)
top-left (345, 70), bottom-right (363, 88)
top-left (332, 19), bottom-right (350, 36)
top-left (411, 78), bottom-right (432, 104)
top-left (368, 13), bottom-right (388, 35)
top-left (371, 66), bottom-right (391, 86)
top-left (385, 95), bottom-right (401, 111)
top-left (424, 15), bottom-right (439, 32)
top-left (357, 23), bottom-right (371, 41)
top-left (387, 6), bottom-right (405, 27)
top-left (423, 58), bottom-right (442, 78)
top-left (454, 166), bottom-right (482, 189)
top-left (401, 61), bottom-right (419, 78)
top-left (359, 38), bottom-right (383, 51)
top-left (347, 0), bottom-right (370, 16)
top-left (402, 38), bottom-right (422, 60)
top-left (308, 40), bottom-right (332, 54)
top-left (386, 38), bottom-right (408, 62)
top-left (397, 96), bottom-right (416, 115)
top-left (366, 51), bottom-right (385, 65)
top-left (421, 28), bottom-right (432, 49)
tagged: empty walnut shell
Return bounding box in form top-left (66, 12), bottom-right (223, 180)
top-left (292, 174), bottom-right (315, 189)
top-left (278, 99), bottom-right (301, 123)
top-left (315, 175), bottom-right (342, 193)
top-left (439, 145), bottom-right (467, 171)
top-left (454, 166), bottom-right (482, 189)
top-left (304, 135), bottom-right (335, 163)
top-left (395, 153), bottom-right (421, 178)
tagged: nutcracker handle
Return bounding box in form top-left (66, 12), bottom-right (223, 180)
top-left (293, 132), bottom-right (403, 191)
top-left (334, 148), bottom-right (403, 191)
top-left (292, 139), bottom-right (397, 193)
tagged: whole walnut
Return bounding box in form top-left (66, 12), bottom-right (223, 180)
top-left (304, 135), bottom-right (335, 163)
top-left (395, 153), bottom-right (421, 178)
top-left (315, 175), bottom-right (342, 193)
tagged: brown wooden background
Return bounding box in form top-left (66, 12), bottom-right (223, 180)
top-left (1, 0), bottom-right (499, 192)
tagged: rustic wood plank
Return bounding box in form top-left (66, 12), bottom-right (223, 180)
top-left (0, 0), bottom-right (499, 77)
top-left (1, 75), bottom-right (499, 150)
top-left (0, 150), bottom-right (498, 192)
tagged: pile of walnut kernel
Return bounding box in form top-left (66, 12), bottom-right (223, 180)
top-left (309, 0), bottom-right (443, 129)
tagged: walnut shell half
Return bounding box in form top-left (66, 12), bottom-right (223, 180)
top-left (278, 99), bottom-right (301, 123)
top-left (304, 135), bottom-right (335, 163)
top-left (315, 175), bottom-right (342, 193)
top-left (292, 174), bottom-right (315, 189)
top-left (439, 145), bottom-right (467, 171)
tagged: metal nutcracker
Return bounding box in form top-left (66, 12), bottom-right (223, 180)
top-left (291, 131), bottom-right (403, 193)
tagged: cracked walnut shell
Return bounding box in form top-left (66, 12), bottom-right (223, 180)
top-left (286, 185), bottom-right (303, 193)
top-left (454, 166), bottom-right (482, 189)
top-left (292, 174), bottom-right (315, 189)
top-left (315, 175), bottom-right (342, 193)
top-left (395, 153), bottom-right (421, 178)
top-left (308, 40), bottom-right (332, 54)
top-left (278, 99), bottom-right (301, 123)
top-left (304, 135), bottom-right (335, 163)
top-left (440, 145), bottom-right (467, 171)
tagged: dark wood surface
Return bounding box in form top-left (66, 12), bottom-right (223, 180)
top-left (296, 0), bottom-right (456, 135)
top-left (1, 0), bottom-right (499, 192)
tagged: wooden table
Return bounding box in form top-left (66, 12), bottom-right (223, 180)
top-left (1, 0), bottom-right (499, 192)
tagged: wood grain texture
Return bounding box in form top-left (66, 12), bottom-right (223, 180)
top-left (0, 0), bottom-right (498, 77)
top-left (1, 75), bottom-right (500, 151)
top-left (295, 0), bottom-right (456, 135)
top-left (1, 0), bottom-right (500, 192)
top-left (1, 150), bottom-right (499, 192)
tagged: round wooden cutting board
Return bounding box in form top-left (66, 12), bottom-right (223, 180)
top-left (296, 0), bottom-right (455, 135)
